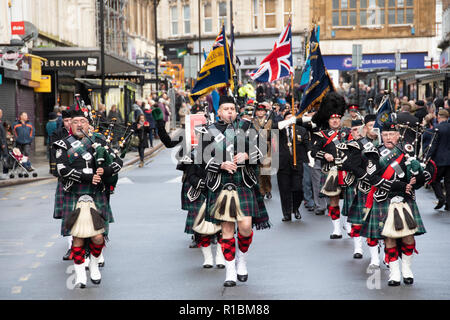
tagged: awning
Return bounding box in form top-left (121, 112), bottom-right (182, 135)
top-left (30, 47), bottom-right (145, 75)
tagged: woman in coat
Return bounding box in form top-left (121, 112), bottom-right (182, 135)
top-left (132, 114), bottom-right (151, 168)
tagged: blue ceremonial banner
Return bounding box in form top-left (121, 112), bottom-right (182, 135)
top-left (300, 25), bottom-right (320, 89)
top-left (189, 25), bottom-right (234, 104)
top-left (374, 96), bottom-right (393, 130)
top-left (299, 39), bottom-right (334, 116)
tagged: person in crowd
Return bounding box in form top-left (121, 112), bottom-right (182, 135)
top-left (132, 114), bottom-right (151, 168)
top-left (429, 109), bottom-right (450, 211)
top-left (107, 104), bottom-right (123, 124)
top-left (13, 112), bottom-right (34, 157)
top-left (0, 108), bottom-right (7, 180)
top-left (46, 112), bottom-right (59, 167)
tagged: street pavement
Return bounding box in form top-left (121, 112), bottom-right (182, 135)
top-left (1, 145), bottom-right (450, 300)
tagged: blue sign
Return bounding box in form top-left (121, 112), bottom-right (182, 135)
top-left (323, 52), bottom-right (426, 71)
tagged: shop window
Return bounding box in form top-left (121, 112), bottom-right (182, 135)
top-left (253, 0), bottom-right (259, 30)
top-left (170, 6), bottom-right (178, 36)
top-left (183, 4), bottom-right (190, 34)
top-left (204, 1), bottom-right (212, 33)
top-left (218, 1), bottom-right (227, 31)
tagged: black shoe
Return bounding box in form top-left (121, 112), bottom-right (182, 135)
top-left (62, 249), bottom-right (73, 261)
top-left (294, 210), bottom-right (302, 220)
top-left (388, 280), bottom-right (401, 287)
top-left (203, 264), bottom-right (213, 269)
top-left (216, 264), bottom-right (225, 269)
top-left (434, 200), bottom-right (445, 209)
top-left (237, 274), bottom-right (248, 282)
top-left (224, 280), bottom-right (236, 287)
top-left (353, 253), bottom-right (363, 259)
top-left (98, 262), bottom-right (105, 268)
top-left (445, 204), bottom-right (450, 211)
top-left (266, 192), bottom-right (272, 199)
top-left (330, 234), bottom-right (342, 239)
top-left (403, 277), bottom-right (414, 285)
top-left (91, 278), bottom-right (101, 285)
top-left (315, 210), bottom-right (325, 216)
top-left (282, 216), bottom-right (292, 222)
top-left (307, 206), bottom-right (315, 212)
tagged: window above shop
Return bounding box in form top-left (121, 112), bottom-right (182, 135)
top-left (170, 5), bottom-right (178, 36)
top-left (204, 1), bottom-right (213, 33)
top-left (264, 0), bottom-right (276, 29)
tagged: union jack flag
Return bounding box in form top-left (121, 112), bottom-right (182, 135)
top-left (212, 33), bottom-right (224, 49)
top-left (250, 22), bottom-right (293, 82)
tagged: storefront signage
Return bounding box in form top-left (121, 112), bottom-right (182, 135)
top-left (323, 52), bottom-right (426, 71)
top-left (243, 57), bottom-right (257, 66)
top-left (42, 57), bottom-right (90, 70)
top-left (103, 75), bottom-right (145, 86)
top-left (11, 21), bottom-right (25, 35)
top-left (34, 75), bottom-right (52, 93)
top-left (0, 47), bottom-right (24, 70)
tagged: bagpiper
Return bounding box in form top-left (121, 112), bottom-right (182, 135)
top-left (53, 109), bottom-right (122, 288)
top-left (200, 95), bottom-right (270, 287)
top-left (361, 121), bottom-right (431, 286)
top-left (339, 114), bottom-right (381, 265)
top-left (310, 92), bottom-right (349, 239)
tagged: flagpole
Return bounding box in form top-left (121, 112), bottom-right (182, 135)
top-left (289, 18), bottom-right (297, 167)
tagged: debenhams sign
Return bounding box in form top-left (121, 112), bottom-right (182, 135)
top-left (42, 57), bottom-right (90, 70)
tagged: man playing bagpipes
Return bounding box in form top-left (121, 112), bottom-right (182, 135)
top-left (309, 92), bottom-right (350, 239)
top-left (360, 121), bottom-right (431, 286)
top-left (198, 95), bottom-right (270, 287)
top-left (339, 115), bottom-right (382, 266)
top-left (53, 109), bottom-right (123, 288)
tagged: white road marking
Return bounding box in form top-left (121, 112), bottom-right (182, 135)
top-left (19, 274), bottom-right (32, 282)
top-left (36, 251), bottom-right (46, 258)
top-left (117, 177), bottom-right (134, 185)
top-left (11, 286), bottom-right (22, 294)
top-left (30, 262), bottom-right (41, 269)
top-left (45, 242), bottom-right (55, 248)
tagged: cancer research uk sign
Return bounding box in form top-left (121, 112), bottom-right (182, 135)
top-left (323, 53), bottom-right (426, 71)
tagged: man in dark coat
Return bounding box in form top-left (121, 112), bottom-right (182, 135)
top-left (275, 111), bottom-right (310, 221)
top-left (414, 100), bottom-right (428, 123)
top-left (0, 108), bottom-right (7, 179)
top-left (395, 102), bottom-right (419, 145)
top-left (429, 109), bottom-right (450, 211)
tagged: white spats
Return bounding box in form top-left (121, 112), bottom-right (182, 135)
top-left (368, 245), bottom-right (380, 269)
top-left (331, 219), bottom-right (342, 237)
top-left (236, 249), bottom-right (248, 279)
top-left (88, 254), bottom-right (102, 284)
top-left (401, 254), bottom-right (414, 279)
top-left (224, 259), bottom-right (237, 283)
top-left (388, 260), bottom-right (401, 283)
top-left (73, 263), bottom-right (87, 288)
top-left (215, 244), bottom-right (225, 267)
top-left (353, 236), bottom-right (363, 255)
top-left (200, 246), bottom-right (213, 268)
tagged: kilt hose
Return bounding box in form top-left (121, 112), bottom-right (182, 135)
top-left (205, 169), bottom-right (270, 230)
top-left (361, 196), bottom-right (426, 240)
top-left (55, 183), bottom-right (114, 237)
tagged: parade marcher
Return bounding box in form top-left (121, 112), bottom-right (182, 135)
top-left (50, 110), bottom-right (74, 260)
top-left (340, 115), bottom-right (381, 264)
top-left (342, 103), bottom-right (364, 128)
top-left (252, 102), bottom-right (273, 200)
top-left (200, 95), bottom-right (270, 287)
top-left (275, 111), bottom-right (310, 221)
top-left (310, 92), bottom-right (349, 239)
top-left (361, 121), bottom-right (429, 286)
top-left (53, 109), bottom-right (123, 288)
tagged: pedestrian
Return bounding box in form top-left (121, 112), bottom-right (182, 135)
top-left (52, 109), bottom-right (123, 288)
top-left (178, 102), bottom-right (189, 129)
top-left (46, 112), bottom-right (59, 169)
top-left (0, 108), bottom-right (8, 179)
top-left (252, 102), bottom-right (273, 200)
top-left (132, 114), bottom-right (151, 168)
top-left (361, 121), bottom-right (429, 287)
top-left (13, 112), bottom-right (34, 157)
top-left (143, 103), bottom-right (155, 148)
top-left (107, 104), bottom-right (123, 124)
top-left (414, 100), bottom-right (428, 123)
top-left (199, 95), bottom-right (270, 287)
top-left (128, 100), bottom-right (144, 124)
top-left (275, 110), bottom-right (309, 221)
top-left (396, 102), bottom-right (419, 144)
top-left (429, 109), bottom-right (450, 211)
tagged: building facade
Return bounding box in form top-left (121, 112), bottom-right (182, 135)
top-left (157, 0), bottom-right (310, 82)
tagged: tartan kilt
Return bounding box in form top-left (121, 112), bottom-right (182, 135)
top-left (205, 170), bottom-right (259, 226)
top-left (318, 171), bottom-right (327, 198)
top-left (348, 190), bottom-right (368, 225)
top-left (361, 196), bottom-right (426, 240)
top-left (184, 195), bottom-right (206, 235)
top-left (180, 181), bottom-right (192, 211)
top-left (341, 184), bottom-right (357, 217)
top-left (53, 180), bottom-right (64, 219)
top-left (57, 183), bottom-right (114, 237)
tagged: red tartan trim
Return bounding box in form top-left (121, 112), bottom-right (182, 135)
top-left (89, 241), bottom-right (104, 258)
top-left (401, 242), bottom-right (418, 256)
top-left (197, 236), bottom-right (211, 248)
top-left (350, 225), bottom-right (362, 238)
top-left (220, 238), bottom-right (236, 261)
top-left (328, 206), bottom-right (340, 220)
top-left (384, 246), bottom-right (399, 263)
top-left (367, 238), bottom-right (379, 247)
top-left (71, 246), bottom-right (85, 265)
top-left (238, 231), bottom-right (253, 253)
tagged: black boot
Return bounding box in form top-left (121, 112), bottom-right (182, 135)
top-left (434, 199), bottom-right (445, 209)
top-left (282, 215), bottom-right (292, 222)
top-left (294, 209), bottom-right (302, 220)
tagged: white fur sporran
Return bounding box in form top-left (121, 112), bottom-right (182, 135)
top-left (70, 196), bottom-right (105, 238)
top-left (193, 202), bottom-right (222, 235)
top-left (320, 166), bottom-right (341, 197)
top-left (212, 184), bottom-right (245, 223)
top-left (381, 198), bottom-right (418, 239)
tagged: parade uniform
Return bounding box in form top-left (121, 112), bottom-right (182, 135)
top-left (200, 99), bottom-right (270, 287)
top-left (311, 122), bottom-right (350, 238)
top-left (274, 112), bottom-right (309, 221)
top-left (361, 122), bottom-right (430, 286)
top-left (53, 117), bottom-right (122, 288)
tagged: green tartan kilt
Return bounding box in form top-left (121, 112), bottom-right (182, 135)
top-left (53, 180), bottom-right (64, 219)
top-left (184, 195), bottom-right (206, 235)
top-left (56, 183), bottom-right (114, 237)
top-left (205, 169), bottom-right (270, 230)
top-left (318, 172), bottom-right (327, 198)
top-left (361, 196), bottom-right (426, 240)
top-left (348, 190), bottom-right (368, 225)
top-left (341, 184), bottom-right (356, 217)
